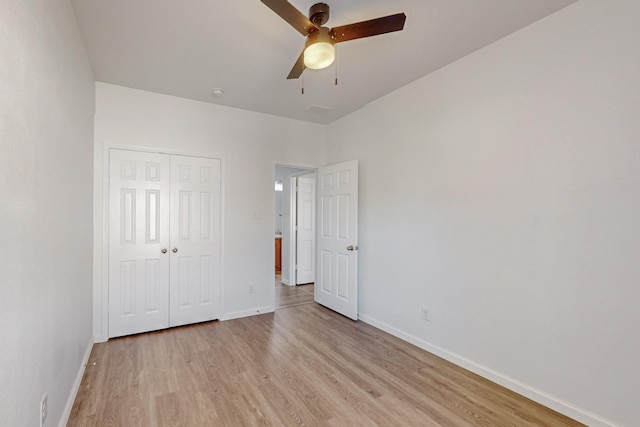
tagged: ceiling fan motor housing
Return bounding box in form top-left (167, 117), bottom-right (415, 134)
top-left (309, 3), bottom-right (330, 26)
top-left (305, 26), bottom-right (334, 48)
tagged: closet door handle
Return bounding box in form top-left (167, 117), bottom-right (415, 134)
top-left (161, 248), bottom-right (168, 254)
top-left (172, 248), bottom-right (178, 253)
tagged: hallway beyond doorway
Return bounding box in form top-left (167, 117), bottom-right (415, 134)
top-left (275, 274), bottom-right (314, 310)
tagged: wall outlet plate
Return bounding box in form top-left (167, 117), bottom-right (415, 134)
top-left (421, 307), bottom-right (431, 321)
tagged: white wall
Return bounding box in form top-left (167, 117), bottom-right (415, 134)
top-left (93, 83), bottom-right (325, 339)
top-left (0, 0), bottom-right (95, 425)
top-left (326, 1), bottom-right (639, 426)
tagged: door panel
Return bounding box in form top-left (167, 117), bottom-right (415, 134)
top-left (296, 174), bottom-right (316, 284)
top-left (315, 160), bottom-right (358, 320)
top-left (169, 155), bottom-right (221, 327)
top-left (109, 149), bottom-right (171, 338)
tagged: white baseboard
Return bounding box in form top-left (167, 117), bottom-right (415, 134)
top-left (58, 337), bottom-right (94, 427)
top-left (358, 313), bottom-right (619, 427)
top-left (93, 333), bottom-right (108, 344)
top-left (221, 305), bottom-right (274, 321)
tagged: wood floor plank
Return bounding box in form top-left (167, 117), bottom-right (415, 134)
top-left (275, 279), bottom-right (315, 310)
top-left (69, 303), bottom-right (584, 426)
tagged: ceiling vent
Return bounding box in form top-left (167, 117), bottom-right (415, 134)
top-left (305, 104), bottom-right (332, 114)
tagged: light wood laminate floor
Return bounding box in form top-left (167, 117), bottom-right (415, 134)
top-left (275, 278), bottom-right (314, 310)
top-left (69, 303), bottom-right (583, 426)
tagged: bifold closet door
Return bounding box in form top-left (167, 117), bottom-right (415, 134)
top-left (109, 150), bottom-right (221, 338)
top-left (109, 149), bottom-right (171, 338)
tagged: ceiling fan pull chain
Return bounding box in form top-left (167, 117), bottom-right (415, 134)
top-left (301, 75), bottom-right (305, 95)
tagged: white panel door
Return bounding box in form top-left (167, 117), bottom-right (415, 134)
top-left (315, 160), bottom-right (359, 320)
top-left (169, 155), bottom-right (221, 327)
top-left (296, 174), bottom-right (316, 284)
top-left (109, 149), bottom-right (171, 337)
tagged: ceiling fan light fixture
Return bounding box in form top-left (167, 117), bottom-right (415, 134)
top-left (303, 27), bottom-right (335, 70)
top-left (304, 42), bottom-right (334, 69)
top-left (260, 1), bottom-right (406, 79)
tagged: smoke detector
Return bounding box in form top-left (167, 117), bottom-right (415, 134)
top-left (210, 88), bottom-right (225, 98)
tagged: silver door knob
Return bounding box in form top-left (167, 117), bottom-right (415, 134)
top-left (172, 248), bottom-right (178, 253)
top-left (347, 245), bottom-right (354, 251)
top-left (161, 248), bottom-right (168, 254)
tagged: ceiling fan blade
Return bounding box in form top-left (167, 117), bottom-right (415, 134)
top-left (286, 49), bottom-right (306, 79)
top-left (261, 0), bottom-right (318, 36)
top-left (331, 13), bottom-right (406, 43)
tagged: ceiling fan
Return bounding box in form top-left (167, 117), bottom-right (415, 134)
top-left (260, 0), bottom-right (406, 79)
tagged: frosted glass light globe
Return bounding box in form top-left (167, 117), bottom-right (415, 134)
top-left (304, 42), bottom-right (335, 70)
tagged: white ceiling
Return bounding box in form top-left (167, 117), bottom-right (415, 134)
top-left (70, 0), bottom-right (576, 124)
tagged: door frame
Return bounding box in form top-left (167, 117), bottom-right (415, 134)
top-left (273, 161), bottom-right (358, 318)
top-left (94, 143), bottom-right (225, 342)
top-left (273, 163), bottom-right (316, 295)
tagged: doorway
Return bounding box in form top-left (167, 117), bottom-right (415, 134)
top-left (274, 165), bottom-right (316, 309)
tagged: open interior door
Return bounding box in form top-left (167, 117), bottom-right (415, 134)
top-left (315, 160), bottom-right (358, 320)
top-left (295, 173), bottom-right (316, 284)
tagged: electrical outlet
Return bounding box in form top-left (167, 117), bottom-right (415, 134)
top-left (420, 307), bottom-right (431, 321)
top-left (248, 283), bottom-right (255, 294)
top-left (40, 393), bottom-right (47, 426)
